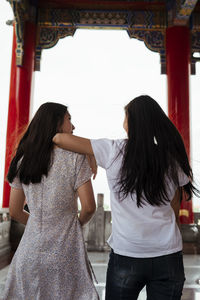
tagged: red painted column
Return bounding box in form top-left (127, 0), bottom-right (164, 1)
top-left (166, 26), bottom-right (193, 224)
top-left (2, 22), bottom-right (36, 208)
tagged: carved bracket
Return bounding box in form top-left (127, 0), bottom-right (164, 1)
top-left (128, 29), bottom-right (166, 74)
top-left (35, 27), bottom-right (76, 71)
top-left (8, 0), bottom-right (28, 66)
top-left (8, 0), bottom-right (36, 66)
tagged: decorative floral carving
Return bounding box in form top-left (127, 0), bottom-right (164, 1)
top-left (38, 9), bottom-right (73, 26)
top-left (128, 29), bottom-right (164, 51)
top-left (76, 11), bottom-right (128, 26)
top-left (129, 11), bottom-right (166, 29)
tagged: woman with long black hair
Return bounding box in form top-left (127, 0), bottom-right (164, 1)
top-left (53, 95), bottom-right (199, 300)
top-left (2, 102), bottom-right (99, 300)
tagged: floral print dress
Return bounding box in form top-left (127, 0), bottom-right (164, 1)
top-left (2, 148), bottom-right (99, 300)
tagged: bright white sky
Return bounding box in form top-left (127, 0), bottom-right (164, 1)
top-left (1, 1), bottom-right (200, 210)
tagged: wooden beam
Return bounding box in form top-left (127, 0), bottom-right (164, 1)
top-left (172, 0), bottom-right (198, 26)
top-left (37, 0), bottom-right (165, 11)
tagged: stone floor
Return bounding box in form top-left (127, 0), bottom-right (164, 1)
top-left (1, 253), bottom-right (200, 299)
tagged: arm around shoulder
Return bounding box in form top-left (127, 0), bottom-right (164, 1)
top-left (53, 133), bottom-right (94, 155)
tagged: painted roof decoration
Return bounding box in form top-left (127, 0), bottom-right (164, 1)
top-left (7, 0), bottom-right (200, 73)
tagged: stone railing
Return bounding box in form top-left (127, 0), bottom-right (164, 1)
top-left (0, 209), bottom-right (11, 257)
top-left (83, 196), bottom-right (200, 254)
top-left (83, 194), bottom-right (111, 251)
top-left (1, 197), bottom-right (200, 260)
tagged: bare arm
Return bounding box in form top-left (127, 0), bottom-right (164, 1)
top-left (9, 188), bottom-right (29, 225)
top-left (53, 133), bottom-right (94, 156)
top-left (171, 188), bottom-right (182, 228)
top-left (87, 155), bottom-right (97, 179)
top-left (78, 180), bottom-right (96, 226)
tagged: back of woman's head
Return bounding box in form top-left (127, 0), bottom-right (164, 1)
top-left (7, 102), bottom-right (68, 184)
top-left (119, 95), bottom-right (198, 206)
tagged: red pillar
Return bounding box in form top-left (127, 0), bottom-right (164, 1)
top-left (2, 22), bottom-right (36, 208)
top-left (166, 26), bottom-right (193, 224)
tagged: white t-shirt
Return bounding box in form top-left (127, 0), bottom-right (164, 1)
top-left (91, 138), bottom-right (189, 258)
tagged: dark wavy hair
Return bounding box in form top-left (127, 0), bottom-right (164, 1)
top-left (118, 95), bottom-right (199, 207)
top-left (7, 102), bottom-right (68, 184)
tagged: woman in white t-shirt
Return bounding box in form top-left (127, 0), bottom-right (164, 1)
top-left (53, 95), bottom-right (199, 300)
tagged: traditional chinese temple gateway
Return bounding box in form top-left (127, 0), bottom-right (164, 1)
top-left (3, 0), bottom-right (200, 225)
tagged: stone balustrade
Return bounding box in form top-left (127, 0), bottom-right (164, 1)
top-left (1, 196), bottom-right (200, 262)
top-left (0, 209), bottom-right (11, 257)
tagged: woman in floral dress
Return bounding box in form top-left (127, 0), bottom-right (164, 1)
top-left (2, 102), bottom-right (99, 300)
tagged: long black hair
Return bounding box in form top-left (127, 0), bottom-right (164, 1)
top-left (7, 102), bottom-right (68, 184)
top-left (118, 95), bottom-right (199, 207)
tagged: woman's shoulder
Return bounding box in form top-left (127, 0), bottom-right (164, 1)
top-left (53, 147), bottom-right (86, 161)
top-left (91, 138), bottom-right (126, 148)
top-left (109, 139), bottom-right (126, 153)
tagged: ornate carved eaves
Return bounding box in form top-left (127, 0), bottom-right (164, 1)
top-left (128, 29), bottom-right (166, 74)
top-left (168, 0), bottom-right (198, 26)
top-left (38, 8), bottom-right (74, 27)
top-left (35, 9), bottom-right (76, 71)
top-left (37, 9), bottom-right (167, 29)
top-left (72, 10), bottom-right (167, 29)
top-left (35, 8), bottom-right (167, 72)
top-left (35, 27), bottom-right (76, 71)
top-left (8, 2), bottom-right (200, 74)
top-left (8, 0), bottom-right (36, 66)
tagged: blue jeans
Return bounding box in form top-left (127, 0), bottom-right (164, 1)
top-left (105, 249), bottom-right (185, 300)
